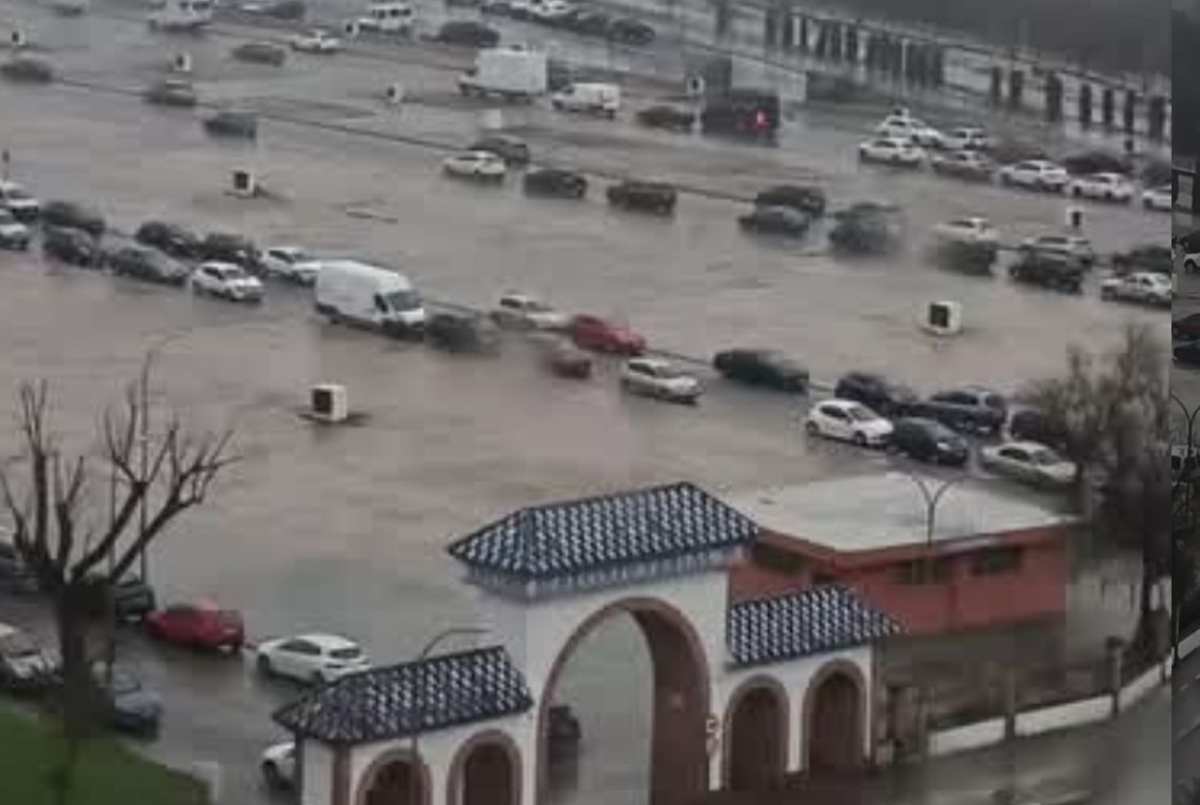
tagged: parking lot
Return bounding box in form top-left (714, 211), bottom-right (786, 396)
top-left (0, 1), bottom-right (1171, 802)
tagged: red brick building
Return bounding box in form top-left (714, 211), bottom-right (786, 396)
top-left (725, 474), bottom-right (1079, 636)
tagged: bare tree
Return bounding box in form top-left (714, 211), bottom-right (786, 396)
top-left (0, 365), bottom-right (234, 804)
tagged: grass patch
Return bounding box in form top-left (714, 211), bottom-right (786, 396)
top-left (0, 704), bottom-right (207, 805)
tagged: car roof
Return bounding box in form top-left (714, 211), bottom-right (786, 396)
top-left (629, 357), bottom-right (670, 369)
top-left (295, 633), bottom-right (359, 648)
top-left (823, 398), bottom-right (869, 411)
top-left (997, 440), bottom-right (1053, 452)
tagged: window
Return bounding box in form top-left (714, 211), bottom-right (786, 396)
top-left (998, 448), bottom-right (1028, 462)
top-left (822, 406), bottom-right (848, 420)
top-left (281, 640), bottom-right (319, 655)
top-left (971, 548), bottom-right (1022, 576)
top-left (895, 558), bottom-right (952, 584)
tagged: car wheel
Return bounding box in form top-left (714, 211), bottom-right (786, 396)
top-left (1000, 174), bottom-right (1011, 186)
top-left (262, 761), bottom-right (285, 789)
top-left (804, 421), bottom-right (819, 437)
top-left (853, 431), bottom-right (868, 447)
top-left (256, 654), bottom-right (273, 676)
top-left (1072, 187), bottom-right (1082, 197)
top-left (1100, 288), bottom-right (1113, 300)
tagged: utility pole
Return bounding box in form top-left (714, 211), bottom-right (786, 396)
top-left (892, 470), bottom-right (965, 581)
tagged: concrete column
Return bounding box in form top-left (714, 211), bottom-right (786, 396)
top-left (1149, 95), bottom-right (1166, 140)
top-left (1044, 71), bottom-right (1062, 122)
top-left (1008, 68), bottom-right (1024, 109)
top-left (1124, 89), bottom-right (1137, 134)
top-left (1078, 82), bottom-right (1093, 127)
top-left (846, 26), bottom-right (859, 63)
top-left (990, 66), bottom-right (1003, 104)
top-left (899, 39), bottom-right (909, 80)
top-left (798, 15), bottom-right (809, 52)
top-left (1101, 87), bottom-right (1115, 127)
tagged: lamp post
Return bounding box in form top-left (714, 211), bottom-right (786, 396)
top-left (409, 627), bottom-right (487, 805)
top-left (891, 469), bottom-right (966, 580)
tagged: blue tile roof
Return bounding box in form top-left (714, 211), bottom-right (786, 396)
top-left (446, 481), bottom-right (759, 582)
top-left (728, 586), bottom-right (901, 668)
top-left (272, 646), bottom-right (533, 744)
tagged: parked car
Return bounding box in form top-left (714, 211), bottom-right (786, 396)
top-left (261, 741), bottom-right (297, 790)
top-left (0, 57), bottom-right (55, 84)
top-left (135, 221), bottom-right (201, 259)
top-left (144, 79), bottom-right (197, 107)
top-left (875, 115), bottom-right (943, 147)
top-left (713, 349), bottom-right (808, 392)
top-left (929, 149), bottom-right (994, 181)
top-left (858, 136), bottom-right (924, 166)
top-left (490, 292), bottom-right (569, 330)
top-left (240, 0), bottom-right (305, 18)
top-left (523, 167), bottom-right (587, 199)
top-left (635, 105), bottom-right (695, 131)
top-left (1141, 184), bottom-right (1172, 211)
top-left (1007, 408), bottom-right (1066, 447)
top-left (42, 200), bottom-right (105, 237)
top-left (932, 216), bottom-right (998, 246)
top-left (829, 203), bottom-right (902, 255)
top-left (443, 150), bottom-right (507, 182)
top-left (433, 20), bottom-right (500, 47)
top-left (146, 602), bottom-right (245, 652)
top-left (909, 386), bottom-right (1007, 435)
top-left (1180, 230), bottom-right (1200, 273)
top-left (426, 312), bottom-right (502, 354)
top-left (191, 262), bottom-right (265, 302)
top-left (255, 633), bottom-right (371, 683)
top-left (888, 417), bottom-right (969, 465)
top-left (833, 372), bottom-right (916, 417)
top-left (112, 576), bottom-right (157, 620)
top-left (1111, 244), bottom-right (1172, 275)
top-left (941, 127), bottom-right (991, 151)
top-left (202, 110), bottom-right (258, 139)
top-left (107, 246), bottom-right (190, 286)
top-left (606, 180), bottom-right (676, 214)
top-left (542, 339), bottom-right (593, 379)
top-left (531, 0), bottom-right (573, 24)
top-left (43, 226), bottom-right (99, 266)
top-left (199, 232), bottom-right (261, 271)
top-left (1176, 339), bottom-right (1200, 368)
top-left (0, 540), bottom-right (39, 593)
top-left (608, 17), bottom-right (654, 45)
top-left (1061, 150), bottom-right (1127, 176)
top-left (738, 205), bottom-right (809, 236)
top-left (0, 180), bottom-right (41, 221)
top-left (1175, 313), bottom-right (1200, 341)
top-left (1099, 272), bottom-right (1172, 307)
top-left (753, 185), bottom-right (826, 217)
top-left (620, 358), bottom-right (702, 404)
top-left (1019, 234), bottom-right (1095, 267)
top-left (261, 245), bottom-right (323, 284)
top-left (551, 82), bottom-right (620, 117)
top-left (232, 41), bottom-right (287, 65)
top-left (290, 28), bottom-right (341, 52)
top-left (94, 665), bottom-right (163, 736)
top-left (569, 314), bottom-right (645, 355)
top-left (997, 160), bottom-right (1068, 192)
top-left (561, 8), bottom-right (610, 35)
top-left (0, 209), bottom-right (31, 250)
top-left (0, 623), bottom-right (59, 693)
top-left (979, 441), bottom-right (1076, 488)
top-left (804, 399), bottom-right (893, 447)
top-left (1008, 250), bottom-right (1084, 293)
top-left (1067, 172), bottom-right (1134, 203)
top-left (468, 135), bottom-right (530, 166)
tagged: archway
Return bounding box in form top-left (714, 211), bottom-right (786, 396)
top-left (537, 597), bottom-right (711, 805)
top-left (355, 749), bottom-right (431, 805)
top-left (723, 678), bottom-right (787, 792)
top-left (803, 661), bottom-right (866, 774)
top-left (447, 730), bottom-right (522, 805)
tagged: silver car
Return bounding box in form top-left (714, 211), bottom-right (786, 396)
top-left (979, 441), bottom-right (1076, 488)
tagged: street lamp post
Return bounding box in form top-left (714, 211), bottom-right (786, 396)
top-left (892, 470), bottom-right (966, 581)
top-left (409, 627), bottom-right (487, 805)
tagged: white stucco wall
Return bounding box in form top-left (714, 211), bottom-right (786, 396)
top-left (300, 741), bottom-right (334, 805)
top-left (927, 718), bottom-right (1006, 757)
top-left (1014, 695), bottom-right (1111, 738)
top-left (1119, 665), bottom-right (1163, 711)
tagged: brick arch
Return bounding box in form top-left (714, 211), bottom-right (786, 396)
top-left (535, 595), bottom-right (712, 805)
top-left (721, 674), bottom-right (789, 791)
top-left (354, 747), bottom-right (432, 805)
top-left (446, 729), bottom-right (522, 805)
top-left (801, 658), bottom-right (868, 774)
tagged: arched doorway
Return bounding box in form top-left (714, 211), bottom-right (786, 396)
top-left (724, 679), bottom-right (787, 792)
top-left (804, 663), bottom-right (865, 774)
top-left (448, 731), bottom-right (522, 805)
top-left (537, 598), bottom-right (711, 805)
top-left (356, 750), bottom-right (430, 805)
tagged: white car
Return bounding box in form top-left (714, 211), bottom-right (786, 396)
top-left (1020, 234), bottom-right (1095, 266)
top-left (941, 127), bottom-right (990, 151)
top-left (255, 633), bottom-right (371, 684)
top-left (261, 246), bottom-right (324, 285)
top-left (876, 116), bottom-right (943, 148)
top-left (531, 0), bottom-right (573, 22)
top-left (291, 29), bottom-right (342, 53)
top-left (620, 358), bottom-right (702, 404)
top-left (0, 181), bottom-right (40, 221)
top-left (858, 137), bottom-right (924, 167)
top-left (490, 292), bottom-right (570, 330)
top-left (997, 160), bottom-right (1068, 192)
top-left (0, 209), bottom-right (31, 250)
top-left (260, 741), bottom-right (296, 790)
top-left (979, 441), bottom-right (1075, 488)
top-left (932, 216), bottom-right (997, 245)
top-left (804, 399), bottom-right (893, 447)
top-left (442, 150), bottom-right (507, 182)
top-left (1099, 272), bottom-right (1172, 307)
top-left (1141, 184), bottom-right (1173, 211)
top-left (1067, 172), bottom-right (1134, 203)
top-left (191, 262), bottom-right (264, 302)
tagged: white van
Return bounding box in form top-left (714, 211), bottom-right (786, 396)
top-left (551, 82), bottom-right (620, 118)
top-left (356, 1), bottom-right (414, 34)
top-left (315, 260), bottom-right (426, 334)
top-left (148, 0), bottom-right (213, 30)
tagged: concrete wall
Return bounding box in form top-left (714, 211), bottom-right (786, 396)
top-left (927, 718), bottom-right (1006, 757)
top-left (1013, 695), bottom-right (1111, 738)
top-left (300, 742), bottom-right (334, 805)
top-left (1119, 665), bottom-right (1162, 711)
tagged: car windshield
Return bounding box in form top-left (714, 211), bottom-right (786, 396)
top-left (6, 188), bottom-right (31, 200)
top-left (220, 267), bottom-right (249, 280)
top-left (385, 290), bottom-right (421, 311)
top-left (330, 647), bottom-right (362, 660)
top-left (0, 632), bottom-right (40, 658)
top-left (1030, 448), bottom-right (1064, 466)
top-left (845, 405), bottom-right (875, 422)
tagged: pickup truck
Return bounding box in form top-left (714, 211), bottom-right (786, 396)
top-left (908, 387), bottom-right (1007, 436)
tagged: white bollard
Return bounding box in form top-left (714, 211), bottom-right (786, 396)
top-left (173, 52), bottom-right (192, 73)
top-left (11, 29), bottom-right (27, 48)
top-left (191, 761), bottom-right (222, 803)
top-left (385, 83), bottom-right (405, 105)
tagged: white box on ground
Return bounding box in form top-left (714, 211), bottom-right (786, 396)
top-left (922, 301), bottom-right (962, 336)
top-left (457, 46), bottom-right (548, 101)
top-left (311, 384), bottom-right (349, 423)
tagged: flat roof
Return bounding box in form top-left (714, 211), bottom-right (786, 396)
top-left (724, 473), bottom-right (1079, 554)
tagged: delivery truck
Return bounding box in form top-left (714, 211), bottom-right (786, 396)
top-left (457, 45), bottom-right (548, 102)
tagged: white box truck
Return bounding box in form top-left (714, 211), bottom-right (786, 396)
top-left (314, 260), bottom-right (426, 335)
top-left (355, 1), bottom-right (415, 35)
top-left (550, 82), bottom-right (620, 118)
top-left (458, 46), bottom-right (548, 102)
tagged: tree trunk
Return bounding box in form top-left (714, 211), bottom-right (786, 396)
top-left (51, 589), bottom-right (96, 805)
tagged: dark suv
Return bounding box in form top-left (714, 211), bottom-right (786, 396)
top-left (43, 226), bottom-right (100, 267)
top-left (834, 372), bottom-right (917, 416)
top-left (105, 246), bottom-right (190, 286)
top-left (200, 232), bottom-right (261, 272)
top-left (136, 221), bottom-right (201, 259)
top-left (753, 185), bottom-right (827, 218)
top-left (713, 349), bottom-right (808, 392)
top-left (606, 181), bottom-right (676, 215)
top-left (524, 168), bottom-right (587, 199)
top-left (890, 417), bottom-right (970, 465)
top-left (1008, 249), bottom-right (1084, 293)
top-left (909, 386), bottom-right (1007, 435)
top-left (42, 200), bottom-right (106, 237)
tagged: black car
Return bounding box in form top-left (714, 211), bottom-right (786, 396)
top-left (738, 205), bottom-right (809, 236)
top-left (1175, 313), bottom-right (1200, 341)
top-left (608, 17), bottom-right (655, 45)
top-left (712, 349), bottom-right (808, 392)
top-left (834, 372), bottom-right (917, 417)
top-left (43, 226), bottom-right (99, 267)
top-left (203, 110), bottom-right (258, 139)
top-left (42, 200), bottom-right (106, 237)
top-left (106, 246), bottom-right (190, 286)
top-left (0, 57), bottom-right (54, 84)
top-left (1008, 251), bottom-right (1084, 293)
top-left (469, 135), bottom-right (530, 165)
top-left (635, 105), bottom-right (695, 131)
top-left (200, 232), bottom-right (261, 271)
top-left (1176, 339), bottom-right (1200, 368)
top-left (523, 168), bottom-right (587, 199)
top-left (607, 181), bottom-right (676, 215)
top-left (1007, 408), bottom-right (1065, 446)
top-left (135, 221), bottom-right (201, 259)
top-left (561, 9), bottom-right (611, 35)
top-left (909, 386), bottom-right (1007, 435)
top-left (889, 417), bottom-right (970, 465)
top-left (433, 20), bottom-right (500, 47)
top-left (700, 89), bottom-right (780, 137)
top-left (232, 42), bottom-right (287, 66)
top-left (1062, 150), bottom-right (1128, 177)
top-left (1111, 244), bottom-right (1171, 275)
top-left (144, 79), bottom-right (197, 107)
top-left (753, 185), bottom-right (826, 218)
top-left (829, 204), bottom-right (901, 255)
top-left (426, 312), bottom-right (501, 354)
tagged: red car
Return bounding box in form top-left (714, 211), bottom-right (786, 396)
top-left (145, 602), bottom-right (245, 653)
top-left (569, 314), bottom-right (646, 356)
